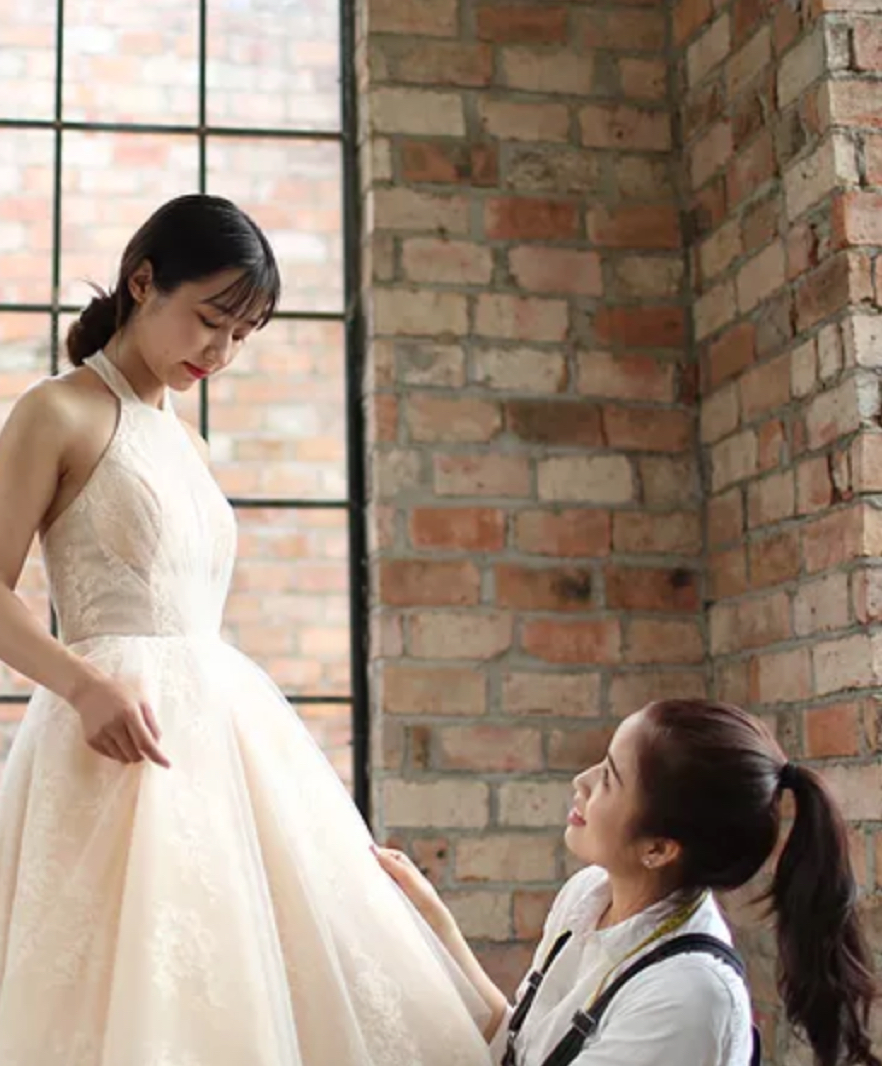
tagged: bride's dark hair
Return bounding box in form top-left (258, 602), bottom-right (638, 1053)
top-left (67, 194), bottom-right (280, 367)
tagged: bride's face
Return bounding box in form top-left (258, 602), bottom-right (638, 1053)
top-left (128, 267), bottom-right (266, 392)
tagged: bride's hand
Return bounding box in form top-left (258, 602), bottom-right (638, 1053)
top-left (374, 846), bottom-right (453, 934)
top-left (69, 673), bottom-right (171, 768)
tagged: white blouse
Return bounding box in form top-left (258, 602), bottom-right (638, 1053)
top-left (489, 867), bottom-right (754, 1066)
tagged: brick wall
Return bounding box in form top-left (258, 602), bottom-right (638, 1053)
top-left (358, 0), bottom-right (709, 991)
top-left (677, 0), bottom-right (882, 1056)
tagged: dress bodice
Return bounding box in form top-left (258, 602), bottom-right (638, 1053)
top-left (41, 351), bottom-right (236, 645)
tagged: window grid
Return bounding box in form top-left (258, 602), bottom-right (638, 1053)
top-left (0, 0), bottom-right (369, 816)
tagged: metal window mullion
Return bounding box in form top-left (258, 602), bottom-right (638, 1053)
top-left (0, 118), bottom-right (343, 142)
top-left (339, 0), bottom-right (369, 820)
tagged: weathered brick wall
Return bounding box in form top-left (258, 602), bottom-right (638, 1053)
top-left (358, 0), bottom-right (707, 990)
top-left (676, 0), bottom-right (882, 1056)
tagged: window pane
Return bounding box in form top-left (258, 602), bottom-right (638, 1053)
top-left (207, 0), bottom-right (340, 133)
top-left (299, 702), bottom-right (352, 791)
top-left (0, 314), bottom-right (52, 698)
top-left (0, 3), bottom-right (56, 121)
top-left (0, 129), bottom-right (54, 304)
top-left (60, 132), bottom-right (198, 305)
top-left (62, 1), bottom-right (199, 124)
top-left (224, 506), bottom-right (351, 697)
top-left (209, 318), bottom-right (346, 500)
top-left (207, 137), bottom-right (342, 314)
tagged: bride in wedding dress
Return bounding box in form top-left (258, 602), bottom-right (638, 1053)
top-left (0, 193), bottom-right (494, 1066)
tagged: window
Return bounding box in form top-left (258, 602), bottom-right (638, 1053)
top-left (0, 0), bottom-right (367, 811)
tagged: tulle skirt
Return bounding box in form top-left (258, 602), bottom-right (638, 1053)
top-left (0, 634), bottom-right (493, 1066)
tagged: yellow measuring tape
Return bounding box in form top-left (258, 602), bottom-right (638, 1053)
top-left (584, 890), bottom-right (708, 1008)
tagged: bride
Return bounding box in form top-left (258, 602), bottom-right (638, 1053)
top-left (0, 193), bottom-right (493, 1066)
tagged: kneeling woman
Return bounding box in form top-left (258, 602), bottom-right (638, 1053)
top-left (378, 700), bottom-right (879, 1066)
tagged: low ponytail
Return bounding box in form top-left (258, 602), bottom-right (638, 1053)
top-left (66, 284), bottom-right (134, 367)
top-left (770, 764), bottom-right (880, 1066)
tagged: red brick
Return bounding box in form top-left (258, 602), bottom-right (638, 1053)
top-left (733, 0), bottom-right (772, 45)
top-left (750, 647), bottom-right (812, 704)
top-left (786, 218), bottom-right (821, 282)
top-left (502, 48), bottom-right (598, 96)
top-left (505, 400), bottom-right (604, 447)
top-left (694, 282), bottom-right (737, 354)
top-left (684, 80), bottom-right (725, 143)
top-left (803, 505), bottom-right (882, 573)
top-left (478, 99), bottom-right (570, 143)
top-left (410, 508), bottom-right (506, 552)
top-left (832, 191), bottom-right (882, 248)
top-left (690, 121), bottom-right (734, 189)
top-left (733, 71), bottom-right (775, 152)
top-left (434, 454), bottom-right (532, 498)
top-left (400, 140), bottom-right (499, 186)
top-left (521, 619), bottom-right (621, 664)
top-left (372, 394), bottom-right (399, 443)
top-left (485, 198), bottom-right (579, 241)
top-left (402, 238), bottom-right (493, 285)
top-left (502, 671), bottom-right (602, 718)
top-left (514, 890), bottom-right (561, 939)
top-left (370, 0), bottom-right (459, 36)
top-left (854, 567), bottom-right (882, 624)
top-left (509, 247), bottom-right (602, 296)
top-left (748, 470), bottom-right (796, 527)
top-left (606, 566), bottom-right (700, 613)
top-left (826, 80), bottom-right (882, 129)
top-left (438, 726), bottom-right (543, 772)
top-left (515, 509), bottom-right (612, 557)
top-left (705, 322), bottom-right (757, 389)
top-left (726, 131), bottom-right (775, 207)
top-left (476, 295), bottom-right (568, 342)
top-left (865, 134), bottom-right (882, 185)
top-left (739, 354), bottom-right (791, 421)
top-left (625, 619), bottom-right (705, 664)
top-left (409, 611), bottom-right (513, 660)
top-left (590, 205), bottom-right (681, 250)
top-left (612, 511), bottom-right (703, 556)
top-left (495, 565), bottom-right (595, 612)
top-left (620, 58), bottom-right (667, 101)
top-left (406, 394), bottom-right (501, 443)
top-left (580, 9), bottom-right (667, 51)
top-left (738, 591), bottom-right (792, 650)
top-left (742, 193), bottom-right (781, 254)
top-left (750, 529), bottom-right (801, 589)
top-left (773, 1), bottom-right (802, 53)
top-left (796, 251), bottom-right (874, 332)
top-left (796, 458), bottom-right (834, 515)
top-left (707, 489), bottom-right (744, 548)
top-left (384, 41), bottom-right (494, 87)
top-left (378, 560), bottom-right (480, 607)
top-left (381, 664), bottom-right (486, 716)
top-left (476, 5), bottom-right (568, 44)
top-left (674, 0), bottom-right (712, 45)
top-left (758, 419), bottom-right (786, 470)
top-left (692, 179), bottom-right (728, 237)
top-left (479, 944), bottom-right (535, 1000)
top-left (594, 306), bottom-right (686, 349)
top-left (580, 104), bottom-right (671, 152)
top-left (602, 406), bottom-right (693, 453)
top-left (577, 352), bottom-right (675, 403)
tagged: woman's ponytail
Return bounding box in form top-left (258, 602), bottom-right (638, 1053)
top-left (770, 763), bottom-right (880, 1066)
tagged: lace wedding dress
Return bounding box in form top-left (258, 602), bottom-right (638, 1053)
top-left (0, 350), bottom-right (492, 1066)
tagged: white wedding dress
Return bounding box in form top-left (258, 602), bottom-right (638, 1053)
top-left (0, 350), bottom-right (492, 1066)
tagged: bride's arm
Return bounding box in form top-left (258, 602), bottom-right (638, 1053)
top-left (0, 383), bottom-right (169, 767)
top-left (375, 847), bottom-right (510, 1041)
top-left (0, 383), bottom-right (102, 701)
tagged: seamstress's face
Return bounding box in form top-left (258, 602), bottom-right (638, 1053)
top-left (565, 711), bottom-right (649, 875)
